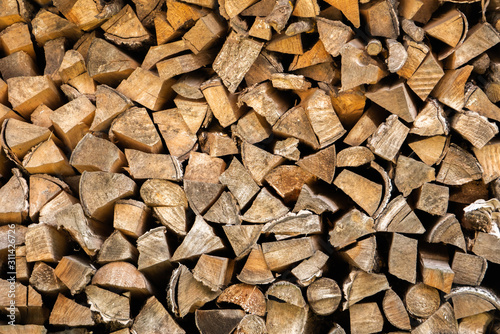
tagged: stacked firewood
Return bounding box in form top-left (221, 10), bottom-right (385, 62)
top-left (1, 0), bottom-right (500, 332)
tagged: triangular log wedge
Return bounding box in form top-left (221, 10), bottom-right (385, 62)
top-left (92, 261), bottom-right (153, 297)
top-left (297, 144), bottom-right (336, 183)
top-left (334, 169), bottom-right (382, 216)
top-left (223, 224), bottom-right (262, 259)
top-left (375, 195), bottom-right (425, 234)
top-left (237, 245), bottom-right (275, 285)
top-left (171, 216), bottom-right (225, 262)
top-left (0, 169), bottom-right (28, 224)
top-left (110, 107), bottom-right (163, 154)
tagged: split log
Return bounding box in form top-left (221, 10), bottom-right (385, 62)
top-left (382, 289), bottom-right (411, 331)
top-left (92, 261), bottom-right (153, 297)
top-left (217, 283), bottom-right (266, 315)
top-left (405, 283), bottom-right (441, 319)
top-left (334, 169), bottom-right (382, 216)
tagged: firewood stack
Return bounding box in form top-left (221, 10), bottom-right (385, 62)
top-left (2, 0), bottom-right (500, 332)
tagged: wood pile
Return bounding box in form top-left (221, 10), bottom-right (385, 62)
top-left (2, 0), bottom-right (500, 333)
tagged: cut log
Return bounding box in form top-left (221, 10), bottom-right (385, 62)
top-left (7, 75), bottom-right (62, 119)
top-left (239, 81), bottom-right (290, 126)
top-left (29, 261), bottom-right (66, 295)
top-left (340, 39), bottom-right (387, 91)
top-left (343, 105), bottom-right (386, 146)
top-left (85, 285), bottom-right (131, 328)
top-left (101, 5), bottom-right (152, 49)
top-left (367, 114), bottom-right (409, 162)
top-left (451, 252), bottom-right (487, 286)
top-left (137, 226), bottom-right (172, 278)
top-left (431, 65), bottom-right (473, 111)
top-left (465, 84), bottom-right (500, 122)
top-left (375, 195), bottom-right (425, 234)
top-left (334, 169), bottom-right (382, 216)
top-left (349, 302), bottom-right (384, 334)
top-left (419, 246), bottom-right (455, 293)
top-left (193, 254), bottom-right (233, 291)
top-left (365, 81), bottom-right (417, 123)
top-left (451, 111), bottom-right (498, 149)
top-left (445, 287), bottom-right (498, 319)
top-left (167, 264), bottom-right (221, 317)
top-left (388, 233), bottom-right (418, 283)
top-left (153, 108), bottom-right (197, 158)
top-left (70, 133), bottom-right (125, 173)
top-left (54, 256), bottom-right (95, 295)
top-left (436, 143), bottom-right (483, 186)
top-left (385, 39), bottom-right (408, 73)
top-left (425, 213), bottom-right (465, 250)
top-left (125, 149), bottom-right (182, 181)
top-left (217, 283), bottom-right (266, 315)
top-left (394, 155), bottom-right (435, 197)
top-left (242, 187), bottom-right (289, 223)
top-left (171, 216), bottom-right (224, 261)
top-left (405, 283), bottom-right (441, 319)
top-left (471, 231), bottom-right (500, 264)
top-left (360, 0), bottom-right (399, 39)
top-left (25, 223), bottom-right (68, 263)
top-left (329, 209), bottom-right (375, 249)
top-left (213, 32), bottom-right (263, 93)
top-left (49, 294), bottom-right (94, 327)
top-left (195, 309), bottom-right (245, 334)
top-left (397, 40), bottom-right (430, 79)
top-left (408, 135), bottom-right (449, 166)
top-left (424, 8), bottom-right (465, 47)
top-left (140, 179), bottom-right (187, 208)
top-left (306, 277), bottom-right (341, 316)
top-left (342, 270), bottom-right (389, 309)
top-left (407, 52), bottom-right (444, 100)
top-left (92, 261), bottom-right (153, 296)
top-left (410, 99), bottom-right (448, 136)
top-left (32, 10), bottom-right (83, 46)
top-left (97, 230), bottom-right (138, 264)
top-left (132, 296), bottom-right (184, 334)
top-left (316, 18), bottom-right (353, 57)
top-left (237, 245), bottom-right (275, 285)
top-left (290, 250), bottom-right (328, 286)
top-left (412, 302), bottom-right (458, 334)
top-left (114, 200), bottom-right (149, 238)
top-left (382, 289), bottom-right (411, 331)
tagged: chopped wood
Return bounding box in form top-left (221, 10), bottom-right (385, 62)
top-left (237, 245), bottom-right (275, 284)
top-left (49, 294), bottom-right (94, 327)
top-left (419, 246), bottom-right (455, 293)
top-left (340, 235), bottom-right (377, 272)
top-left (171, 216), bottom-right (224, 261)
top-left (195, 309), bottom-right (245, 334)
top-left (219, 157), bottom-right (260, 209)
top-left (368, 114), bottom-right (409, 161)
top-left (264, 165), bottom-right (314, 202)
top-left (451, 251), bottom-right (487, 286)
top-left (125, 149), bottom-right (182, 181)
top-left (426, 213), bottom-right (465, 250)
top-left (97, 230), bottom-right (138, 264)
top-left (25, 223), bottom-right (68, 263)
top-left (86, 285), bottom-right (131, 327)
top-left (54, 255), bottom-right (95, 295)
top-left (394, 155), bottom-right (435, 197)
top-left (329, 209), bottom-right (375, 249)
top-left (349, 302), bottom-right (384, 334)
top-left (431, 65), bottom-right (473, 111)
top-left (242, 187), bottom-right (289, 223)
top-left (405, 282), bottom-right (441, 319)
top-left (217, 283), bottom-right (266, 315)
top-left (114, 199), bottom-right (149, 238)
top-left (424, 8), bottom-right (465, 47)
top-left (382, 289), bottom-right (411, 330)
top-left (343, 105), bottom-right (386, 146)
top-left (334, 169), bottom-right (382, 216)
top-left (412, 302), bottom-right (458, 334)
top-left (153, 108), bottom-right (197, 158)
top-left (436, 143), bottom-right (483, 185)
top-left (388, 233), bottom-right (418, 283)
top-left (375, 195), bottom-right (425, 234)
top-left (193, 254), bottom-right (233, 291)
top-left (342, 270), bottom-right (389, 309)
top-left (340, 39), bottom-right (387, 91)
top-left (137, 226), bottom-right (172, 277)
top-left (397, 39), bottom-right (430, 79)
top-left (92, 261), bottom-right (153, 296)
top-left (409, 135), bottom-right (449, 166)
top-left (414, 181), bottom-right (448, 215)
top-left (360, 0), bottom-right (399, 39)
top-left (452, 111), bottom-right (498, 149)
top-left (307, 277), bottom-right (341, 316)
top-left (132, 296), bottom-right (184, 334)
top-left (336, 146), bottom-right (374, 167)
top-left (386, 39), bottom-right (408, 73)
top-left (401, 18), bottom-right (425, 42)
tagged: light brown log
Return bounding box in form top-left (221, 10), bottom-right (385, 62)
top-left (446, 23), bottom-right (500, 69)
top-left (32, 10), bottom-right (83, 46)
top-left (234, 110), bottom-right (272, 144)
top-left (451, 111), bottom-right (498, 149)
top-left (405, 283), bottom-right (441, 319)
top-left (53, 0), bottom-right (107, 31)
top-left (399, 0), bottom-right (440, 24)
top-left (213, 31), bottom-right (263, 93)
top-left (39, 191), bottom-right (79, 226)
top-left (431, 65), bottom-right (473, 111)
top-left (153, 108), bottom-right (197, 158)
top-left (465, 84), bottom-right (500, 123)
top-left (410, 99), bottom-right (448, 136)
top-left (242, 187), bottom-right (289, 223)
top-left (237, 245), bottom-right (275, 285)
top-left (0, 51), bottom-right (39, 80)
top-left (97, 230), bottom-right (138, 264)
top-left (113, 200), bottom-right (149, 238)
top-left (204, 191), bottom-right (241, 225)
top-left (7, 75), bottom-right (62, 119)
top-left (397, 39), bottom-right (430, 79)
top-left (125, 149), bottom-right (182, 181)
top-left (382, 289), bottom-right (411, 330)
top-left (329, 209), bottom-right (375, 249)
top-left (54, 203), bottom-right (107, 257)
top-left (350, 302), bottom-right (384, 334)
top-left (223, 224), bottom-right (262, 259)
top-left (340, 39), bottom-right (387, 91)
top-left (137, 226), bottom-right (172, 278)
top-left (30, 261), bottom-right (66, 296)
top-left (289, 40), bottom-right (332, 71)
top-left (343, 105), bottom-right (386, 146)
top-left (336, 146), bottom-right (374, 167)
top-left (305, 277), bottom-right (341, 316)
top-left (407, 52), bottom-right (444, 100)
top-left (195, 309), bottom-right (245, 334)
top-left (334, 169), bottom-right (382, 216)
top-left (80, 171), bottom-right (136, 222)
top-left (217, 283), bottom-right (266, 316)
top-left (110, 107), bottom-right (163, 154)
top-left (436, 143), bottom-right (483, 186)
top-left (234, 314), bottom-right (267, 334)
top-left (54, 255), bottom-right (95, 295)
top-left (385, 39), bottom-right (408, 73)
top-left (367, 114), bottom-right (410, 162)
top-left (472, 231), bottom-right (500, 264)
top-left (424, 8), bottom-right (465, 47)
top-left (425, 213), bottom-right (465, 250)
top-left (25, 223), bottom-right (68, 263)
top-left (92, 261), bottom-right (153, 297)
top-left (343, 270), bottom-right (389, 309)
top-left (85, 285), bottom-right (131, 328)
top-left (388, 233), bottom-right (418, 283)
top-left (451, 251), bottom-right (487, 286)
top-left (340, 235), bottom-right (377, 272)
top-left (412, 302), bottom-right (458, 334)
top-left (184, 180), bottom-right (224, 215)
top-left (245, 50), bottom-right (283, 86)
top-left (360, 0), bottom-right (399, 39)
top-left (375, 195), bottom-right (425, 234)
top-left (171, 216), bottom-right (224, 261)
top-left (394, 155), bottom-right (435, 197)
top-left (49, 294), bottom-right (94, 327)
top-left (140, 178), bottom-right (187, 207)
top-left (419, 246), bottom-right (454, 293)
top-left (87, 38), bottom-right (139, 86)
top-left (408, 135), bottom-right (449, 166)
top-left (199, 131), bottom-right (239, 157)
top-left (241, 141), bottom-right (284, 186)
top-left (238, 81), bottom-right (290, 126)
top-left (401, 18), bottom-right (424, 42)
top-left (366, 81), bottom-right (417, 123)
top-left (69, 133), bottom-right (125, 173)
top-left (446, 287), bottom-right (497, 319)
top-left (101, 5), bottom-right (152, 48)
top-left (167, 263), bottom-right (221, 317)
